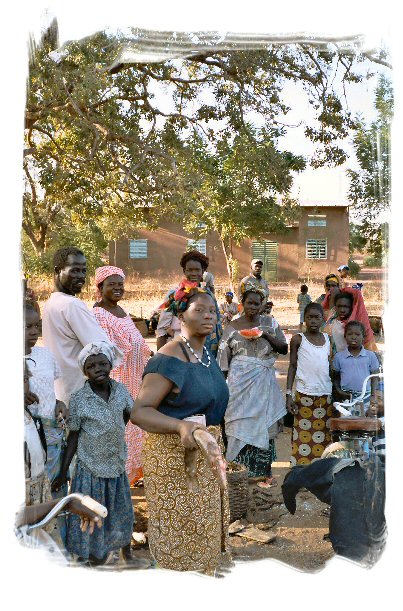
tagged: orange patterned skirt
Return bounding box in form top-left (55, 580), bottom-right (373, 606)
top-left (291, 392), bottom-right (333, 466)
top-left (142, 425), bottom-right (230, 574)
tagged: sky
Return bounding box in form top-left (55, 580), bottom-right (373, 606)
top-left (27, 5), bottom-right (391, 209)
top-left (1, 1), bottom-right (400, 609)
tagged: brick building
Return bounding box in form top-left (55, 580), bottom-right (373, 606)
top-left (109, 202), bottom-right (349, 282)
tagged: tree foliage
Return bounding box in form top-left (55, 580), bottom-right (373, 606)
top-left (182, 128), bottom-right (304, 287)
top-left (347, 75), bottom-right (392, 259)
top-left (24, 23), bottom-right (385, 273)
top-left (349, 222), bottom-right (367, 253)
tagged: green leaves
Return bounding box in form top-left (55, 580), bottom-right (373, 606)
top-left (347, 76), bottom-right (392, 258)
top-left (23, 28), bottom-right (384, 276)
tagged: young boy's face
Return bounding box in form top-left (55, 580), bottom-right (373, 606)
top-left (304, 309), bottom-right (323, 330)
top-left (84, 354), bottom-right (112, 383)
top-left (345, 325), bottom-right (364, 349)
top-left (335, 297), bottom-right (352, 321)
top-left (25, 310), bottom-right (40, 351)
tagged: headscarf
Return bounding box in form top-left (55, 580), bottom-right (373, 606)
top-left (94, 266), bottom-right (125, 300)
top-left (158, 279), bottom-right (209, 316)
top-left (241, 281), bottom-right (266, 302)
top-left (323, 287), bottom-right (376, 350)
top-left (78, 341), bottom-right (123, 374)
top-left (325, 274), bottom-right (339, 286)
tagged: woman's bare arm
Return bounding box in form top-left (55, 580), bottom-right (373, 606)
top-left (130, 373), bottom-right (207, 449)
top-left (286, 335), bottom-right (301, 413)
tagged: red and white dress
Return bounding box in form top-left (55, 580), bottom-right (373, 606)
top-left (93, 307), bottom-right (151, 484)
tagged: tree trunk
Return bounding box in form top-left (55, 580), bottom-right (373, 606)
top-left (219, 235), bottom-right (235, 293)
top-left (22, 220), bottom-right (46, 256)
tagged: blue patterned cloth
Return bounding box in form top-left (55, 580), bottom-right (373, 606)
top-left (41, 424), bottom-right (68, 543)
top-left (66, 460), bottom-right (134, 560)
top-left (68, 380), bottom-right (134, 478)
top-left (233, 440), bottom-right (277, 477)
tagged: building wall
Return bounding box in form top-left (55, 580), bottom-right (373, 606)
top-left (110, 222), bottom-right (228, 275)
top-left (109, 206), bottom-right (349, 282)
top-left (234, 229), bottom-right (299, 282)
top-left (297, 207), bottom-right (349, 280)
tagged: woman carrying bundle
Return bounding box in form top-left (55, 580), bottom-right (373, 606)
top-left (217, 283), bottom-right (288, 488)
top-left (131, 280), bottom-right (230, 574)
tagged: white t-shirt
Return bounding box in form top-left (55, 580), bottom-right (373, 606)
top-left (295, 333), bottom-right (332, 396)
top-left (25, 346), bottom-right (61, 419)
top-left (42, 292), bottom-right (110, 405)
top-left (24, 412), bottom-right (46, 478)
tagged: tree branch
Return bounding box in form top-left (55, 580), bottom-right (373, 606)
top-left (138, 65), bottom-right (210, 85)
top-left (362, 52), bottom-right (392, 69)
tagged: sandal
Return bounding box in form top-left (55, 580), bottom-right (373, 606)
top-left (257, 476), bottom-right (278, 489)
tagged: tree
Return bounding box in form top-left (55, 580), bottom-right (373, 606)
top-left (24, 23), bottom-right (387, 272)
top-left (349, 222), bottom-right (367, 254)
top-left (21, 217), bottom-right (108, 277)
top-left (347, 75), bottom-right (392, 260)
top-left (181, 129), bottom-right (304, 288)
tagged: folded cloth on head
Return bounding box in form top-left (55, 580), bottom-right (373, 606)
top-left (78, 341), bottom-right (123, 374)
top-left (94, 266), bottom-right (125, 299)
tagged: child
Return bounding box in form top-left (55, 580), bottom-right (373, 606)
top-left (286, 303), bottom-right (333, 465)
top-left (297, 284), bottom-right (312, 330)
top-left (52, 342), bottom-right (134, 565)
top-left (24, 303), bottom-right (67, 494)
top-left (219, 291), bottom-right (238, 327)
top-left (332, 320), bottom-right (380, 414)
top-left (337, 264), bottom-right (350, 290)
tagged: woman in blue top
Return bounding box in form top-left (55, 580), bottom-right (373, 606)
top-left (131, 281), bottom-right (230, 574)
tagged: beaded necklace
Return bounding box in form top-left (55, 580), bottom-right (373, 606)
top-left (180, 335), bottom-right (211, 368)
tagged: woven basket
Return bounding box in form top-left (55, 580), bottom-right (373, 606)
top-left (226, 462), bottom-right (249, 522)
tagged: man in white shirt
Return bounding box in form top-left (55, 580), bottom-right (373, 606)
top-left (42, 247), bottom-right (115, 407)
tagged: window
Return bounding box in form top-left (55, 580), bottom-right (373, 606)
top-left (307, 214), bottom-right (327, 227)
top-left (187, 239), bottom-right (206, 255)
top-left (306, 239), bottom-right (327, 259)
top-left (129, 239), bottom-right (148, 259)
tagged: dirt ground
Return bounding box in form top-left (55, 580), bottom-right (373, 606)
top-left (129, 429), bottom-right (335, 573)
top-left (34, 271), bottom-right (382, 573)
top-left (120, 323), bottom-right (384, 575)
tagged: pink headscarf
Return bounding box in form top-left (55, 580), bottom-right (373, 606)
top-left (323, 286), bottom-right (377, 351)
top-left (95, 265), bottom-right (125, 299)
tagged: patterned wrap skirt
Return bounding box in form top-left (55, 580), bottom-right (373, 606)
top-left (233, 440), bottom-right (277, 477)
top-left (142, 425), bottom-right (230, 574)
top-left (66, 460), bottom-right (134, 560)
top-left (291, 392), bottom-right (333, 466)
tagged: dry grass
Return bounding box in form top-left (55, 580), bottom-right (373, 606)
top-left (29, 272), bottom-right (386, 328)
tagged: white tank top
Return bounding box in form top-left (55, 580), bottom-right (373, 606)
top-left (295, 333), bottom-right (332, 396)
